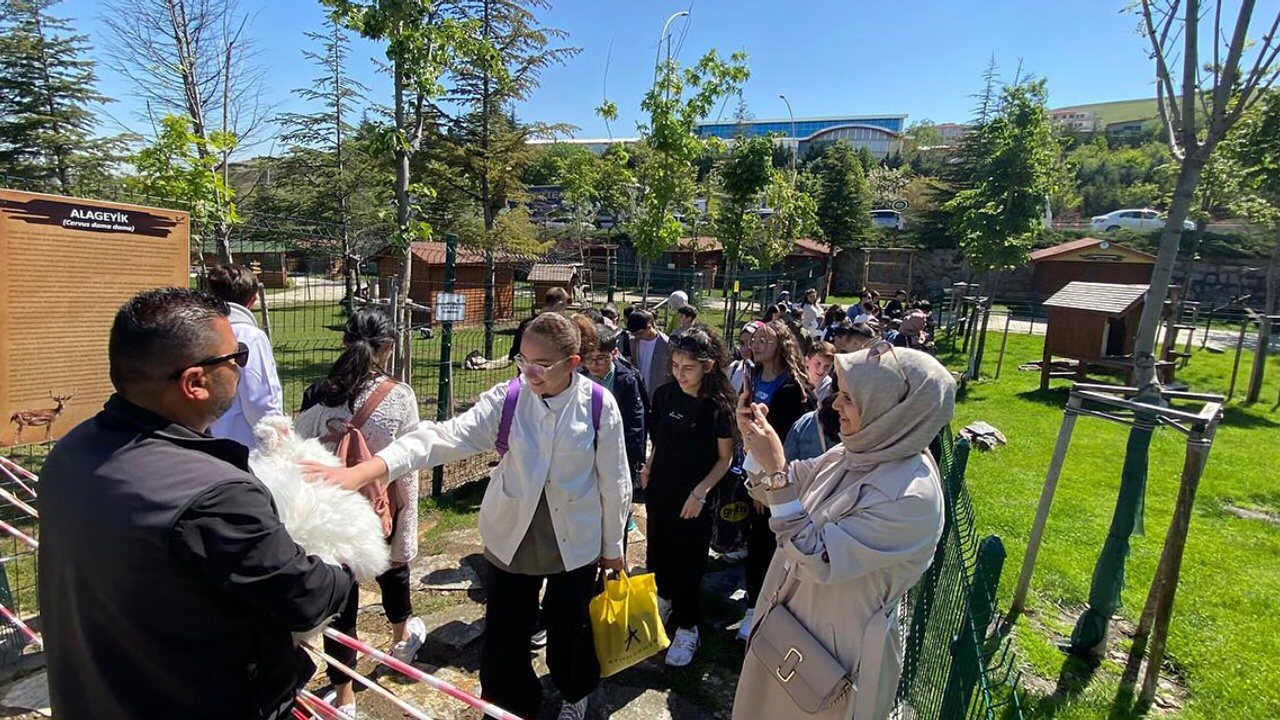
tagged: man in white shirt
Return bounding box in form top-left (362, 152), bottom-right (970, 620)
top-left (626, 310), bottom-right (671, 401)
top-left (206, 265), bottom-right (284, 449)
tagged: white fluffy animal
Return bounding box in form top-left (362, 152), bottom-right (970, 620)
top-left (249, 415), bottom-right (391, 583)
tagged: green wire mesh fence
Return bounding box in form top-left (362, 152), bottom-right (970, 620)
top-left (897, 431), bottom-right (1025, 720)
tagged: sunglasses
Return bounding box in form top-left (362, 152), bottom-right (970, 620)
top-left (515, 353), bottom-right (573, 380)
top-left (173, 342), bottom-right (249, 380)
top-left (865, 340), bottom-right (911, 402)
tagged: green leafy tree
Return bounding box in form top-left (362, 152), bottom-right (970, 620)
top-left (128, 114), bottom-right (239, 258)
top-left (444, 0), bottom-right (577, 354)
top-left (868, 164), bottom-right (912, 208)
top-left (855, 146), bottom-right (877, 174)
top-left (595, 143), bottom-right (635, 230)
top-left (814, 142), bottom-right (872, 297)
top-left (715, 134), bottom-right (773, 295)
top-left (1229, 90), bottom-right (1280, 403)
top-left (946, 79), bottom-right (1059, 276)
top-left (323, 0), bottom-right (481, 308)
top-left (625, 47), bottom-right (750, 300)
top-left (0, 0), bottom-right (118, 193)
top-left (759, 167), bottom-right (818, 268)
top-left (945, 78), bottom-right (1059, 379)
top-left (275, 15), bottom-right (371, 307)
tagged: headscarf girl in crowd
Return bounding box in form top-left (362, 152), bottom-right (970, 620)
top-left (640, 325), bottom-right (736, 667)
top-left (295, 308), bottom-right (425, 716)
top-left (738, 320), bottom-right (814, 641)
top-left (303, 313), bottom-right (630, 720)
top-left (732, 343), bottom-right (956, 720)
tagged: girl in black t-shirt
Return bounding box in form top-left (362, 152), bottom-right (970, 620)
top-left (641, 325), bottom-right (736, 668)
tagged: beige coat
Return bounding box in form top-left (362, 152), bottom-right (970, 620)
top-left (732, 448), bottom-right (945, 720)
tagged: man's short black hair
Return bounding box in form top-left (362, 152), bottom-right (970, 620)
top-left (677, 305), bottom-right (698, 320)
top-left (206, 264), bottom-right (259, 306)
top-left (581, 308), bottom-right (605, 324)
top-left (915, 299), bottom-right (933, 313)
top-left (626, 309), bottom-right (654, 333)
top-left (601, 303), bottom-right (619, 321)
top-left (596, 325), bottom-right (621, 353)
top-left (110, 288), bottom-right (230, 392)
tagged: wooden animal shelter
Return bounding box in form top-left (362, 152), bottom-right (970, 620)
top-left (372, 242), bottom-right (515, 325)
top-left (1028, 237), bottom-right (1155, 301)
top-left (1039, 281), bottom-right (1173, 390)
top-left (0, 188), bottom-right (189, 447)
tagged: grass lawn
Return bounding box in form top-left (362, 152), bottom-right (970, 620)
top-left (937, 331), bottom-right (1280, 720)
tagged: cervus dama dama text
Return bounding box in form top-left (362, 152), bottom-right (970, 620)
top-left (9, 391), bottom-right (76, 443)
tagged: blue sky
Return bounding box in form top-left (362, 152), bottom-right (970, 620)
top-left (58, 0), bottom-right (1166, 146)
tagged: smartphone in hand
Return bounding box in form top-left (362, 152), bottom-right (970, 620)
top-left (741, 359), bottom-right (755, 405)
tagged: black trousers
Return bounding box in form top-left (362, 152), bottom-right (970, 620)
top-left (645, 493), bottom-right (713, 630)
top-left (481, 560), bottom-right (600, 719)
top-left (324, 564), bottom-right (413, 686)
top-left (745, 504), bottom-right (776, 606)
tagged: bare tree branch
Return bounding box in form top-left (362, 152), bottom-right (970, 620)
top-left (1143, 0), bottom-right (1186, 156)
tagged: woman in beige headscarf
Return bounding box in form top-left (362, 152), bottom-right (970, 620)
top-left (732, 344), bottom-right (956, 720)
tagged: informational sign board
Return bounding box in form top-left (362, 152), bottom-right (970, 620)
top-left (434, 292), bottom-right (467, 323)
top-left (0, 189), bottom-right (190, 447)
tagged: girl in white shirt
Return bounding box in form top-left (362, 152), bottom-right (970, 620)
top-left (798, 288), bottom-right (824, 332)
top-left (303, 313), bottom-right (630, 720)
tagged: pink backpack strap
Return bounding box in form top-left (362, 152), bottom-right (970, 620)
top-left (495, 377), bottom-right (522, 457)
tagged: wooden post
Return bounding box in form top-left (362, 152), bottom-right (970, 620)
top-left (1227, 320), bottom-right (1249, 400)
top-left (1246, 315), bottom-right (1272, 403)
top-left (995, 307), bottom-right (1013, 379)
top-left (1010, 392), bottom-right (1083, 617)
top-left (256, 283), bottom-right (272, 339)
top-left (1133, 421), bottom-right (1217, 705)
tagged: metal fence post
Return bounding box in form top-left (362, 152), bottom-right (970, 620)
top-left (607, 256), bottom-right (616, 304)
top-left (432, 233), bottom-right (458, 498)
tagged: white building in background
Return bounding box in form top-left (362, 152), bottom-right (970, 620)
top-left (1049, 109), bottom-right (1100, 133)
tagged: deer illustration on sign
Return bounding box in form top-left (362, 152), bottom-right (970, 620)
top-left (10, 391), bottom-right (76, 443)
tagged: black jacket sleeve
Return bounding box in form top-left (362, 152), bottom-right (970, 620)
top-left (171, 480), bottom-right (355, 632)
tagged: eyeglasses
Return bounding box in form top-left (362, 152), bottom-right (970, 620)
top-left (173, 342), bottom-right (249, 380)
top-left (583, 353), bottom-right (613, 366)
top-left (866, 340), bottom-right (910, 401)
top-left (515, 353), bottom-right (573, 380)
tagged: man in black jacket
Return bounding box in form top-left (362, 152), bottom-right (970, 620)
top-left (38, 288), bottom-right (355, 720)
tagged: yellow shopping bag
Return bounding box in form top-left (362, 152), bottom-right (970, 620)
top-left (589, 570), bottom-right (670, 677)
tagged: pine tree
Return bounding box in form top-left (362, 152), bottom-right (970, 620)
top-left (444, 0), bottom-right (578, 356)
top-left (0, 0), bottom-right (114, 193)
top-left (814, 142), bottom-right (872, 296)
top-left (276, 15), bottom-right (372, 307)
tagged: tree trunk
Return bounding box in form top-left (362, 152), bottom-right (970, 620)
top-left (392, 59), bottom-right (413, 381)
top-left (971, 272), bottom-right (998, 379)
top-left (1130, 154), bottom-right (1206, 397)
top-left (1245, 223), bottom-right (1280, 403)
top-left (480, 0), bottom-right (496, 359)
top-left (824, 245), bottom-right (837, 300)
top-left (1181, 218), bottom-right (1208, 301)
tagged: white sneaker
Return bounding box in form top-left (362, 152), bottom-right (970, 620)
top-left (557, 695), bottom-right (589, 720)
top-left (657, 596), bottom-right (673, 626)
top-left (736, 609), bottom-right (755, 642)
top-left (336, 702), bottom-right (358, 719)
top-left (391, 616), bottom-right (427, 664)
top-left (664, 626), bottom-right (700, 667)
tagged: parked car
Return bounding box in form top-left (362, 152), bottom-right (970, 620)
top-left (1090, 209), bottom-right (1195, 233)
top-left (871, 209), bottom-right (905, 230)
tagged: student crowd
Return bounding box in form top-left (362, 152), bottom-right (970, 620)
top-left (36, 269), bottom-right (955, 720)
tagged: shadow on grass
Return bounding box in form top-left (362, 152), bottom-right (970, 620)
top-left (1018, 654), bottom-right (1107, 720)
top-left (1220, 405), bottom-right (1280, 430)
top-left (1015, 386), bottom-right (1073, 408)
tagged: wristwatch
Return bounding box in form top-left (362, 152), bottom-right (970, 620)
top-left (748, 467), bottom-right (791, 491)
